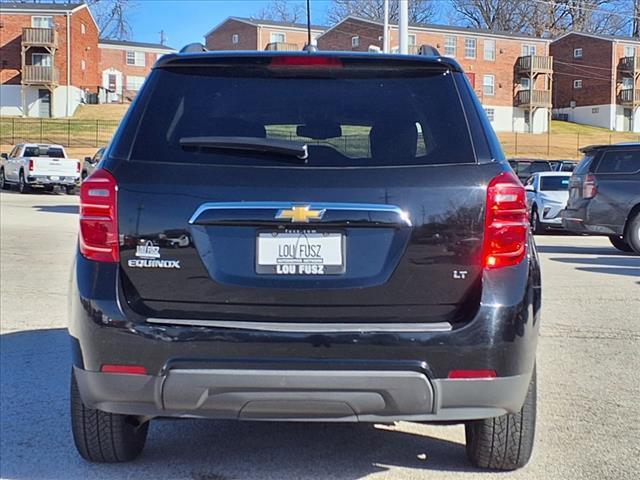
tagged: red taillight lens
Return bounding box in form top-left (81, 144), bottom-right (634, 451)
top-left (100, 364), bottom-right (147, 375)
top-left (76, 161), bottom-right (81, 173)
top-left (79, 169), bottom-right (119, 262)
top-left (269, 56), bottom-right (343, 68)
top-left (483, 171), bottom-right (529, 269)
top-left (582, 174), bottom-right (597, 199)
top-left (448, 369), bottom-right (497, 379)
top-left (28, 159), bottom-right (34, 171)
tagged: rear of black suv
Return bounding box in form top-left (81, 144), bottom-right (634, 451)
top-left (69, 52), bottom-right (541, 470)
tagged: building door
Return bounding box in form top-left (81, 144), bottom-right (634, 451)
top-left (623, 108), bottom-right (633, 132)
top-left (38, 89), bottom-right (51, 118)
top-left (466, 72), bottom-right (475, 88)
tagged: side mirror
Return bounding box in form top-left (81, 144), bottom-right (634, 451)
top-left (1, 153), bottom-right (7, 160)
top-left (84, 156), bottom-right (92, 162)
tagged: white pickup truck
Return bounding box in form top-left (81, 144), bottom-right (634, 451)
top-left (0, 143), bottom-right (80, 194)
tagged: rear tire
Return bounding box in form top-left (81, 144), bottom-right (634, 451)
top-left (18, 171), bottom-right (30, 194)
top-left (608, 235), bottom-right (634, 253)
top-left (70, 370), bottom-right (149, 463)
top-left (625, 213), bottom-right (640, 255)
top-left (530, 208), bottom-right (542, 234)
top-left (465, 367), bottom-right (536, 471)
top-left (65, 185), bottom-right (77, 195)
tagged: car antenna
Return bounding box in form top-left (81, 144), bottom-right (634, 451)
top-left (303, 0), bottom-right (317, 52)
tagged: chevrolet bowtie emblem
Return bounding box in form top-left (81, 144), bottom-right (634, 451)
top-left (275, 205), bottom-right (326, 223)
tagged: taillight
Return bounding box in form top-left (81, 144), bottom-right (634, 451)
top-left (79, 169), bottom-right (119, 262)
top-left (582, 174), bottom-right (597, 199)
top-left (28, 159), bottom-right (34, 171)
top-left (483, 171), bottom-right (529, 269)
top-left (269, 56), bottom-right (343, 68)
top-left (76, 161), bottom-right (81, 173)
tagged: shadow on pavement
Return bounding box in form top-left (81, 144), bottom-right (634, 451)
top-left (1, 329), bottom-right (474, 479)
top-left (537, 245), bottom-right (635, 256)
top-left (549, 256), bottom-right (640, 278)
top-left (32, 204), bottom-right (78, 214)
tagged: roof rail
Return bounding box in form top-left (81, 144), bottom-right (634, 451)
top-left (180, 43), bottom-right (208, 53)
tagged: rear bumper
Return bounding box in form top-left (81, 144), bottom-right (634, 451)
top-left (27, 174), bottom-right (78, 186)
top-left (561, 206), bottom-right (622, 236)
top-left (74, 366), bottom-right (531, 422)
top-left (69, 237), bottom-right (541, 422)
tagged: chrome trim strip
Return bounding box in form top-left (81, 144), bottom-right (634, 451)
top-left (147, 318), bottom-right (452, 333)
top-left (188, 202), bottom-right (412, 226)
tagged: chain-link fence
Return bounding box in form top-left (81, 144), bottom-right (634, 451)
top-left (0, 118), bottom-right (120, 148)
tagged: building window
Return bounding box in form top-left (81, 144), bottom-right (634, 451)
top-left (81, 23), bottom-right (86, 34)
top-left (483, 74), bottom-right (495, 95)
top-left (622, 77), bottom-right (633, 89)
top-left (520, 77), bottom-right (530, 90)
top-left (591, 107), bottom-right (599, 114)
top-left (126, 51), bottom-right (145, 67)
top-left (81, 59), bottom-right (86, 71)
top-left (624, 45), bottom-right (636, 57)
top-left (31, 16), bottom-right (54, 28)
top-left (464, 38), bottom-right (476, 58)
top-left (231, 34), bottom-right (239, 44)
top-left (484, 39), bottom-right (495, 61)
top-left (522, 44), bottom-right (536, 56)
top-left (443, 36), bottom-right (456, 57)
top-left (573, 79), bottom-right (583, 89)
top-left (484, 108), bottom-right (495, 122)
top-left (126, 75), bottom-right (145, 91)
top-left (573, 48), bottom-right (583, 58)
top-left (270, 32), bottom-right (286, 43)
top-left (408, 34), bottom-right (416, 46)
top-left (351, 36), bottom-right (360, 48)
top-left (32, 53), bottom-right (52, 67)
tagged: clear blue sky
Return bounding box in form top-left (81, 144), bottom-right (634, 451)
top-left (127, 0), bottom-right (333, 49)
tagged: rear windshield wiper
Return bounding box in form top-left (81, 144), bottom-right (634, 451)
top-left (179, 136), bottom-right (308, 161)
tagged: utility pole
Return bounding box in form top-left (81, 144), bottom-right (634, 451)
top-left (383, 0), bottom-right (389, 53)
top-left (634, 0), bottom-right (640, 37)
top-left (399, 0), bottom-right (408, 54)
top-left (158, 30), bottom-right (167, 46)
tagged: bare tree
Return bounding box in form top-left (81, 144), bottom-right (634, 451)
top-left (253, 0), bottom-right (306, 24)
top-left (328, 0), bottom-right (437, 24)
top-left (86, 0), bottom-right (135, 40)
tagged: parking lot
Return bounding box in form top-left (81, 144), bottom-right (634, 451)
top-left (1, 189), bottom-right (638, 480)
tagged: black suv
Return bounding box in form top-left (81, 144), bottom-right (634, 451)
top-left (562, 143), bottom-right (640, 253)
top-left (70, 52), bottom-right (541, 470)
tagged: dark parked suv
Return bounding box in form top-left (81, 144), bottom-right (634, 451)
top-left (70, 51), bottom-right (541, 470)
top-left (562, 143), bottom-right (640, 253)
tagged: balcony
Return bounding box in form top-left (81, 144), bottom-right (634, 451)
top-left (22, 27), bottom-right (58, 49)
top-left (265, 42), bottom-right (299, 51)
top-left (515, 89), bottom-right (552, 108)
top-left (22, 65), bottom-right (59, 86)
top-left (515, 55), bottom-right (553, 74)
top-left (619, 56), bottom-right (640, 74)
top-left (618, 88), bottom-right (640, 105)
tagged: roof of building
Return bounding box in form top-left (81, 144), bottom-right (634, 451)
top-left (204, 16), bottom-right (328, 38)
top-left (551, 31), bottom-right (640, 44)
top-left (318, 15), bottom-right (550, 42)
top-left (99, 38), bottom-right (176, 51)
top-left (0, 2), bottom-right (85, 12)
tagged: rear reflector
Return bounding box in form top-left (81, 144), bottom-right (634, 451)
top-left (269, 56), bottom-right (343, 68)
top-left (483, 171), bottom-right (528, 269)
top-left (448, 369), bottom-right (497, 379)
top-left (100, 364), bottom-right (148, 375)
top-left (79, 169), bottom-right (119, 263)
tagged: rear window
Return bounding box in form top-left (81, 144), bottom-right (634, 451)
top-left (23, 146), bottom-right (64, 158)
top-left (540, 176), bottom-right (570, 191)
top-left (574, 154), bottom-right (595, 175)
top-left (125, 67), bottom-right (475, 167)
top-left (596, 149), bottom-right (640, 174)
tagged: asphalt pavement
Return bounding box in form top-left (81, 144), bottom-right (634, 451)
top-left (1, 190), bottom-right (639, 479)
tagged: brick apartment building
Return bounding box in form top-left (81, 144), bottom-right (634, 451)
top-left (205, 17), bottom-right (326, 51)
top-left (0, 2), bottom-right (100, 117)
top-left (317, 17), bottom-right (553, 133)
top-left (550, 32), bottom-right (640, 132)
top-left (99, 39), bottom-right (175, 102)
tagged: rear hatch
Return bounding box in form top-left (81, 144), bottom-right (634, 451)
top-left (109, 54), bottom-right (503, 325)
top-left (26, 145), bottom-right (77, 177)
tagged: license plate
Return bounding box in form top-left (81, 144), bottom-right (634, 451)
top-left (50, 176), bottom-right (59, 181)
top-left (256, 231), bottom-right (345, 275)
